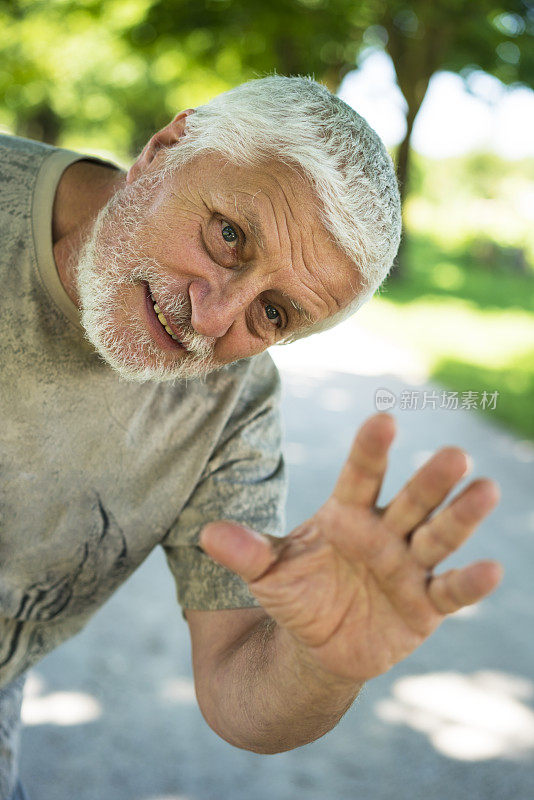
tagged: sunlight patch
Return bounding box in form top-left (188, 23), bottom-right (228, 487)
top-left (270, 315), bottom-right (428, 383)
top-left (22, 690), bottom-right (102, 726)
top-left (319, 387), bottom-right (352, 412)
top-left (375, 671), bottom-right (534, 761)
top-left (284, 441), bottom-right (308, 465)
top-left (143, 796), bottom-right (192, 800)
top-left (159, 676), bottom-right (197, 704)
top-left (450, 604), bottom-right (480, 620)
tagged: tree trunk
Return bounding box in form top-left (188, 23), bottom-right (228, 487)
top-left (383, 12), bottom-right (451, 279)
top-left (18, 104), bottom-right (62, 146)
top-left (389, 105), bottom-right (419, 280)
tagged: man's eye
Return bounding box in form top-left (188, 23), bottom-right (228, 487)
top-left (220, 220), bottom-right (239, 247)
top-left (264, 304), bottom-right (282, 326)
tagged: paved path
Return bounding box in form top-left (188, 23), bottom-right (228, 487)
top-left (19, 319), bottom-right (534, 800)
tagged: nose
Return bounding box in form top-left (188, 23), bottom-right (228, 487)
top-left (188, 275), bottom-right (257, 339)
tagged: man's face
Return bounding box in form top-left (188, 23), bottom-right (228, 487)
top-left (76, 152), bottom-right (359, 382)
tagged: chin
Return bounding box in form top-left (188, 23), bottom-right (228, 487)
top-left (81, 313), bottom-right (217, 383)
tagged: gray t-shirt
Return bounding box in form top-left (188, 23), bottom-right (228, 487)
top-left (0, 134), bottom-right (286, 690)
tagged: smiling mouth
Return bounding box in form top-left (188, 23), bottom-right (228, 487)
top-left (143, 282), bottom-right (188, 351)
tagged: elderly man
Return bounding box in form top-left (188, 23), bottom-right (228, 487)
top-left (0, 76), bottom-right (500, 799)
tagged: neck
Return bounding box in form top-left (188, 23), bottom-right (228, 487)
top-left (52, 160), bottom-right (125, 309)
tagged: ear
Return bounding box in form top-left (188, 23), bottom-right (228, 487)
top-left (126, 108), bottom-right (196, 184)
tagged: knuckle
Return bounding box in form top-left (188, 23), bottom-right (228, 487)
top-left (404, 482), bottom-right (430, 516)
top-left (449, 499), bottom-right (475, 528)
top-left (423, 523), bottom-right (451, 560)
top-left (443, 575), bottom-right (462, 609)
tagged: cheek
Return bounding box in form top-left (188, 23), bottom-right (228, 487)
top-left (213, 324), bottom-right (267, 363)
top-left (140, 211), bottom-right (206, 270)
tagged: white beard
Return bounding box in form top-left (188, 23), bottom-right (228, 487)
top-left (75, 174), bottom-right (218, 383)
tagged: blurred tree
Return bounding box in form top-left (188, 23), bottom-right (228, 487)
top-left (375, 1), bottom-right (534, 205)
top-left (1, 0), bottom-right (533, 269)
top-left (134, 0), bottom-right (534, 205)
top-left (133, 0), bottom-right (534, 272)
top-left (0, 0), bottom-right (240, 156)
top-left (369, 0), bottom-right (534, 273)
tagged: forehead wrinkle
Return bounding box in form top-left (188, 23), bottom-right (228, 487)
top-left (279, 191), bottom-right (340, 318)
top-left (232, 190), bottom-right (306, 323)
top-left (261, 181), bottom-right (341, 324)
top-left (242, 206), bottom-right (265, 250)
top-left (283, 293), bottom-right (314, 326)
top-left (267, 178), bottom-right (298, 269)
top-left (239, 169), bottom-right (345, 325)
top-left (304, 223), bottom-right (352, 312)
top-left (276, 172), bottom-right (353, 311)
top-left (248, 190), bottom-right (317, 328)
top-left (224, 190), bottom-right (265, 250)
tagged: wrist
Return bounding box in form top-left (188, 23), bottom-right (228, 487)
top-left (274, 623), bottom-right (364, 697)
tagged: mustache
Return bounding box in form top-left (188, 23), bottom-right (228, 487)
top-left (87, 196), bottom-right (214, 359)
top-left (129, 264), bottom-right (215, 359)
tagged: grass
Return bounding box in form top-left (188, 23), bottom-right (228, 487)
top-left (433, 351), bottom-right (534, 439)
top-left (360, 233), bottom-right (534, 439)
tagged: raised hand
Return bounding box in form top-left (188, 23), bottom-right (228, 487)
top-left (200, 413), bottom-right (502, 684)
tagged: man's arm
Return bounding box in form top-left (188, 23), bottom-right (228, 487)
top-left (186, 413), bottom-right (502, 754)
top-left (186, 606), bottom-right (361, 754)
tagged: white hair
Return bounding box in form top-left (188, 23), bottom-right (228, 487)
top-left (159, 75), bottom-right (402, 340)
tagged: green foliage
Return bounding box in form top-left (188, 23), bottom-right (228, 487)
top-left (0, 0), bottom-right (239, 156)
top-left (380, 234), bottom-right (534, 311)
top-left (433, 352), bottom-right (534, 439)
top-left (136, 0), bottom-right (363, 81)
top-left (379, 0), bottom-right (534, 88)
top-left (402, 152), bottom-right (534, 271)
top-left (369, 233), bottom-right (534, 440)
top-left (1, 0), bottom-right (147, 154)
top-left (1, 0), bottom-right (532, 157)
top-left (411, 150), bottom-right (534, 203)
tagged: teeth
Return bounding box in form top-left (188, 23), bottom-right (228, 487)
top-left (151, 294), bottom-right (182, 344)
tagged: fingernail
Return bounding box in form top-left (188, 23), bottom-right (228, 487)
top-left (464, 454), bottom-right (474, 475)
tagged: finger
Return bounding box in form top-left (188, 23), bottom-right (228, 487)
top-left (333, 413), bottom-right (396, 508)
top-left (410, 479), bottom-right (500, 569)
top-left (428, 560), bottom-right (503, 614)
top-left (381, 447), bottom-right (471, 537)
top-left (199, 521), bottom-right (286, 584)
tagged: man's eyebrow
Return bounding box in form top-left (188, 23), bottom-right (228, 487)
top-left (284, 294), bottom-right (314, 327)
top-left (236, 203), bottom-right (265, 250)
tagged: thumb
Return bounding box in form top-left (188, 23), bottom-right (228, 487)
top-left (200, 521), bottom-right (284, 583)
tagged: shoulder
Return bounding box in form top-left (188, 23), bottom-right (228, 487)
top-left (165, 351), bottom-right (281, 422)
top-left (0, 135), bottom-right (56, 215)
top-left (53, 158), bottom-right (124, 242)
top-left (131, 352), bottom-right (282, 458)
top-left (213, 351), bottom-right (281, 409)
top-left (207, 352), bottom-right (282, 435)
top-left (0, 133), bottom-right (56, 161)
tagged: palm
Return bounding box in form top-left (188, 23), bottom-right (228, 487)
top-left (250, 505), bottom-right (436, 680)
top-left (202, 414), bottom-right (501, 683)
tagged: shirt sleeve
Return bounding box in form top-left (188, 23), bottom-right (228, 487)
top-left (162, 353), bottom-right (287, 611)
